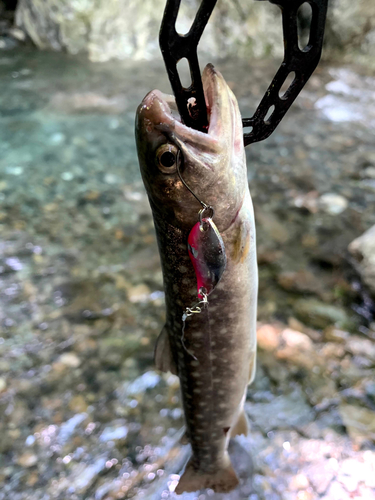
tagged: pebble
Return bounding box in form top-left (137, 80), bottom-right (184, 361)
top-left (319, 193), bottom-right (348, 215)
top-left (290, 474), bottom-right (310, 490)
top-left (99, 423), bottom-right (128, 442)
top-left (58, 353), bottom-right (81, 367)
top-left (104, 173), bottom-right (118, 184)
top-left (6, 166), bottom-right (23, 175)
top-left (127, 283), bottom-right (151, 303)
top-left (17, 452), bottom-right (38, 468)
top-left (281, 329), bottom-right (313, 350)
top-left (0, 378), bottom-right (6, 393)
top-left (323, 326), bottom-right (349, 343)
top-left (339, 404), bottom-right (375, 444)
top-left (257, 324), bottom-right (280, 351)
top-left (69, 395), bottom-right (88, 413)
top-left (61, 171), bottom-right (74, 181)
top-left (49, 133), bottom-right (66, 145)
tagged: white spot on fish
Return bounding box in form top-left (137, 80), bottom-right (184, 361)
top-left (192, 371), bottom-right (200, 378)
top-left (192, 332), bottom-right (203, 339)
top-left (193, 389), bottom-right (201, 394)
top-left (220, 328), bottom-right (228, 334)
top-left (191, 360), bottom-right (200, 367)
top-left (179, 265), bottom-right (188, 273)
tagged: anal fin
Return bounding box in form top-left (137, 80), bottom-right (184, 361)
top-left (154, 325), bottom-right (177, 375)
top-left (230, 409), bottom-right (249, 438)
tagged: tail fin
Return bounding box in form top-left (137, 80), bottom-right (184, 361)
top-left (175, 455), bottom-right (239, 494)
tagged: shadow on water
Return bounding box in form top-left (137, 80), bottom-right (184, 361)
top-left (0, 47), bottom-right (375, 499)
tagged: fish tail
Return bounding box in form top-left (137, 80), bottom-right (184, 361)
top-left (175, 454), bottom-right (239, 494)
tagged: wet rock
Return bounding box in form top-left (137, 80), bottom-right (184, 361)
top-left (0, 377), bottom-right (6, 393)
top-left (257, 324), bottom-right (280, 351)
top-left (276, 329), bottom-right (316, 369)
top-left (346, 336), bottom-right (375, 362)
top-left (323, 326), bottom-right (349, 343)
top-left (319, 193), bottom-right (348, 215)
top-left (277, 270), bottom-right (327, 296)
top-left (322, 481), bottom-right (348, 500)
top-left (306, 463), bottom-right (336, 495)
top-left (246, 389), bottom-right (313, 433)
top-left (339, 403), bottom-right (375, 444)
top-left (68, 395), bottom-right (88, 413)
top-left (99, 420), bottom-right (128, 442)
top-left (49, 92), bottom-right (127, 114)
top-left (294, 299), bottom-right (349, 329)
top-left (57, 352), bottom-right (81, 368)
top-left (69, 457), bottom-right (108, 494)
top-left (289, 473), bottom-right (309, 491)
top-left (17, 452), bottom-right (38, 468)
top-left (59, 413), bottom-right (88, 444)
top-left (348, 225), bottom-right (375, 294)
top-left (127, 283), bottom-right (151, 303)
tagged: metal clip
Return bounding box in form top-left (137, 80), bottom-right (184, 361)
top-left (159, 0), bottom-right (218, 132)
top-left (243, 0), bottom-right (328, 145)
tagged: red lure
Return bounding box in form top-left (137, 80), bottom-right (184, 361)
top-left (187, 217), bottom-right (227, 299)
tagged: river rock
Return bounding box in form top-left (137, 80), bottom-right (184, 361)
top-left (348, 224), bottom-right (375, 294)
top-left (339, 403), bottom-right (375, 444)
top-left (257, 324), bottom-right (280, 351)
top-left (294, 299), bottom-right (349, 329)
top-left (17, 452), bottom-right (38, 468)
top-left (14, 0), bottom-right (375, 65)
top-left (318, 193), bottom-right (348, 215)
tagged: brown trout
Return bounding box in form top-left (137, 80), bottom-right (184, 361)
top-left (135, 64), bottom-right (258, 494)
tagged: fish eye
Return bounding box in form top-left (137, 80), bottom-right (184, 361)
top-left (156, 144), bottom-right (179, 174)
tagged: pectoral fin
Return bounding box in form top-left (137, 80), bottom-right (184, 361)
top-left (154, 325), bottom-right (177, 375)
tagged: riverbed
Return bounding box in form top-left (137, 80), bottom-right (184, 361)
top-left (0, 47), bottom-right (374, 500)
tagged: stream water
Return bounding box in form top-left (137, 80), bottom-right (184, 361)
top-left (0, 47), bottom-right (374, 500)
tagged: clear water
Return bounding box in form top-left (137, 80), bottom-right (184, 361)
top-left (0, 47), bottom-right (375, 499)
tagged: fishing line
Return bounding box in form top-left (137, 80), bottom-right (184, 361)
top-left (180, 291), bottom-right (208, 360)
top-left (176, 150), bottom-right (214, 221)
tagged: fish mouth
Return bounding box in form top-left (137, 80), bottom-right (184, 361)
top-left (138, 64), bottom-right (242, 154)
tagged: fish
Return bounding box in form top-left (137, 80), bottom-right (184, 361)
top-left (135, 63), bottom-right (258, 494)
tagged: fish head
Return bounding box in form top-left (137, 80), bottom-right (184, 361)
top-left (135, 64), bottom-right (247, 232)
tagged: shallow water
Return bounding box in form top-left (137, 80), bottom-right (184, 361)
top-left (0, 47), bottom-right (375, 500)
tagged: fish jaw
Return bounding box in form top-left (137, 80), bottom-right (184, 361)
top-left (135, 64), bottom-right (247, 232)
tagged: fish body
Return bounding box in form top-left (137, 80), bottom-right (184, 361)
top-left (135, 64), bottom-right (258, 494)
